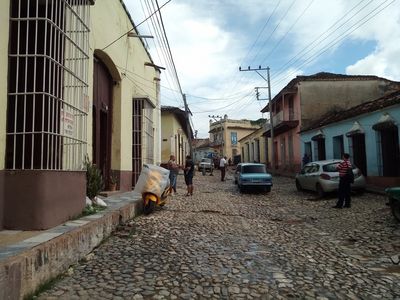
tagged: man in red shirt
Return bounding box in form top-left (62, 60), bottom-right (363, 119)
top-left (333, 153), bottom-right (352, 208)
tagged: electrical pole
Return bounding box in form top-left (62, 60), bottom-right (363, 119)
top-left (183, 94), bottom-right (193, 158)
top-left (239, 66), bottom-right (274, 172)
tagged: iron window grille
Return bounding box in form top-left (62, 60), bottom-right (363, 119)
top-left (6, 0), bottom-right (90, 171)
top-left (132, 98), bottom-right (154, 187)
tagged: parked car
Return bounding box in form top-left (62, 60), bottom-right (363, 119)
top-left (198, 158), bottom-right (214, 174)
top-left (235, 163), bottom-right (273, 193)
top-left (295, 160), bottom-right (366, 198)
top-left (386, 187), bottom-right (400, 222)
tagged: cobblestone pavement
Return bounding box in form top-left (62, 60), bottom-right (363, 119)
top-left (38, 170), bottom-right (400, 299)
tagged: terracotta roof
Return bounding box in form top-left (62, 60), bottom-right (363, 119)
top-left (261, 72), bottom-right (399, 113)
top-left (192, 138), bottom-right (211, 149)
top-left (300, 89), bottom-right (400, 133)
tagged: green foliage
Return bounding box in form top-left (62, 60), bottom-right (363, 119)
top-left (250, 118), bottom-right (267, 126)
top-left (84, 155), bottom-right (103, 199)
top-left (81, 204), bottom-right (106, 217)
top-left (109, 170), bottom-right (118, 184)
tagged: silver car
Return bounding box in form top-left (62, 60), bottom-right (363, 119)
top-left (295, 159), bottom-right (366, 197)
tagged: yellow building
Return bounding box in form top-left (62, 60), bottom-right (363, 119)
top-left (0, 0), bottom-right (161, 230)
top-left (239, 124), bottom-right (271, 165)
top-left (209, 115), bottom-right (262, 161)
top-left (161, 106), bottom-right (193, 166)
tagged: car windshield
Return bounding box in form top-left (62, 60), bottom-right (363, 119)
top-left (242, 165), bottom-right (266, 174)
top-left (201, 158), bottom-right (211, 163)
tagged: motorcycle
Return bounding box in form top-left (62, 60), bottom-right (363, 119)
top-left (134, 164), bottom-right (170, 215)
top-left (386, 187), bottom-right (400, 222)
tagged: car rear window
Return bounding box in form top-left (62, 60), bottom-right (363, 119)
top-left (322, 163), bottom-right (339, 172)
top-left (242, 165), bottom-right (266, 173)
top-left (201, 158), bottom-right (211, 163)
top-left (323, 162), bottom-right (356, 172)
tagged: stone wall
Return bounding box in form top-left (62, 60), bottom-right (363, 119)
top-left (0, 193), bottom-right (142, 299)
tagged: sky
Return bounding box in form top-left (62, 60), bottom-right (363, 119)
top-left (124, 0), bottom-right (400, 138)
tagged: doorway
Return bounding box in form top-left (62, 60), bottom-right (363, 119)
top-left (93, 57), bottom-right (113, 187)
top-left (352, 134), bottom-right (367, 176)
top-left (380, 127), bottom-right (400, 176)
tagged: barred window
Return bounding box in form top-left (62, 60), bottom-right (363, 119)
top-left (132, 98), bottom-right (154, 187)
top-left (6, 0), bottom-right (90, 170)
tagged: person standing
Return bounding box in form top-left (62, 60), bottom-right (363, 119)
top-left (219, 156), bottom-right (227, 181)
top-left (184, 155), bottom-right (194, 196)
top-left (167, 155), bottom-right (179, 195)
top-left (333, 153), bottom-right (352, 208)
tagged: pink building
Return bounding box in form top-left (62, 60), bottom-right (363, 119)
top-left (261, 72), bottom-right (400, 175)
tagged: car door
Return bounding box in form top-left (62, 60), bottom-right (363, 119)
top-left (234, 164), bottom-right (242, 184)
top-left (300, 164), bottom-right (319, 190)
top-left (306, 163), bottom-right (320, 191)
top-left (298, 164), bottom-right (312, 189)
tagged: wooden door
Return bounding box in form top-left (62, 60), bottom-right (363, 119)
top-left (93, 57), bottom-right (113, 187)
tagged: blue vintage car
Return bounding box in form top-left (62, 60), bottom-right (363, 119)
top-left (234, 163), bottom-right (273, 193)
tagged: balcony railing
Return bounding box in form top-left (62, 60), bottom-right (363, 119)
top-left (272, 110), bottom-right (298, 126)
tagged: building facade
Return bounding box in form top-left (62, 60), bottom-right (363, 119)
top-left (209, 115), bottom-right (262, 160)
top-left (239, 126), bottom-right (270, 164)
top-left (0, 0), bottom-right (161, 230)
top-left (300, 90), bottom-right (400, 188)
top-left (261, 72), bottom-right (400, 175)
top-left (192, 138), bottom-right (216, 165)
top-left (161, 106), bottom-right (192, 166)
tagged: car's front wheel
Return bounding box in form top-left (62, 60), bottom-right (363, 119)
top-left (316, 184), bottom-right (325, 198)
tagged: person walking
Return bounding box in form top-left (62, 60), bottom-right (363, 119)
top-left (219, 156), bottom-right (227, 181)
top-left (333, 153), bottom-right (352, 209)
top-left (167, 155), bottom-right (179, 195)
top-left (184, 155), bottom-right (194, 196)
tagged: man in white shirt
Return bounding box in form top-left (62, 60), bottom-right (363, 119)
top-left (219, 156), bottom-right (227, 181)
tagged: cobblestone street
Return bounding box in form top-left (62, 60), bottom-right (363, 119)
top-left (38, 169), bottom-right (400, 299)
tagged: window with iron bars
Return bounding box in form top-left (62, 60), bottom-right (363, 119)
top-left (132, 98), bottom-right (154, 187)
top-left (6, 0), bottom-right (90, 171)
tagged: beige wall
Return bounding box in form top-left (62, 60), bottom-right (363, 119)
top-left (209, 119), bottom-right (261, 158)
top-left (161, 112), bottom-right (190, 166)
top-left (89, 0), bottom-right (160, 170)
top-left (239, 128), bottom-right (270, 164)
top-left (0, 1), bottom-right (9, 170)
top-left (300, 80), bottom-right (400, 129)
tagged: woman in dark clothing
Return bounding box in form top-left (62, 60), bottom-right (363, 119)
top-left (184, 155), bottom-right (194, 196)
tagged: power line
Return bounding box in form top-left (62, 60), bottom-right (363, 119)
top-left (101, 0), bottom-right (172, 51)
top-left (260, 0), bottom-right (315, 66)
top-left (249, 0), bottom-right (297, 65)
top-left (139, 0), bottom-right (182, 104)
top-left (271, 0), bottom-right (395, 88)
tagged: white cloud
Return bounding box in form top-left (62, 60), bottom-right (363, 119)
top-left (345, 1), bottom-right (400, 80)
top-left (124, 0), bottom-right (400, 138)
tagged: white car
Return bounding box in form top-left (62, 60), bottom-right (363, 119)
top-left (295, 160), bottom-right (366, 197)
top-left (198, 158), bottom-right (214, 174)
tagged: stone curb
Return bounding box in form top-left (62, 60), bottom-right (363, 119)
top-left (0, 191), bottom-right (142, 300)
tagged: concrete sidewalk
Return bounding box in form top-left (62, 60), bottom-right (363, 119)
top-left (0, 191), bottom-right (143, 300)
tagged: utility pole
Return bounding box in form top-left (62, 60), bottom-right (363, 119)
top-left (183, 94), bottom-right (193, 158)
top-left (239, 66), bottom-right (274, 172)
top-left (254, 87), bottom-right (268, 101)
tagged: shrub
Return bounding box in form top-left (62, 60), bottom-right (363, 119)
top-left (84, 155), bottom-right (103, 199)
